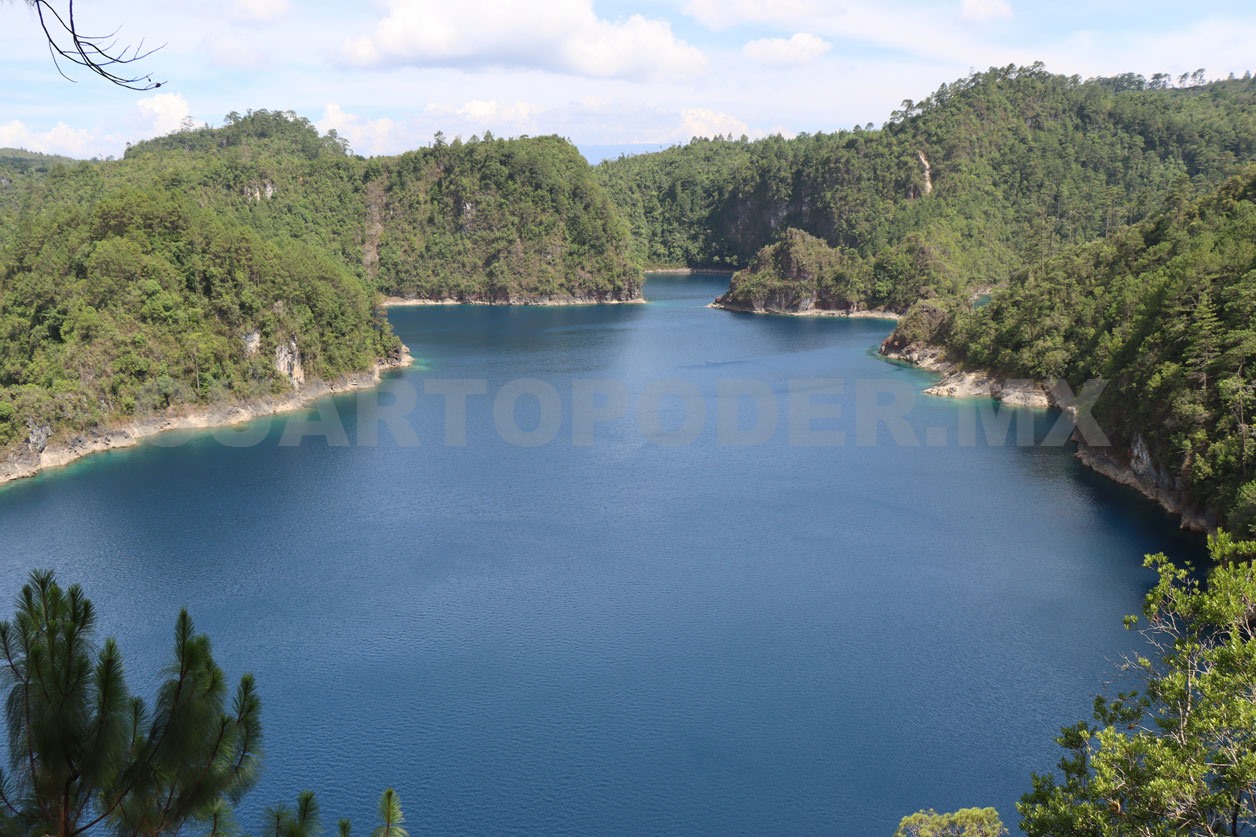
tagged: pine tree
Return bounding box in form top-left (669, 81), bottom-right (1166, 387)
top-left (0, 571), bottom-right (261, 836)
top-left (1187, 289), bottom-right (1222, 395)
top-left (372, 789), bottom-right (408, 837)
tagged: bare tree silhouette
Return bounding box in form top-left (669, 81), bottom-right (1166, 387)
top-left (19, 0), bottom-right (163, 90)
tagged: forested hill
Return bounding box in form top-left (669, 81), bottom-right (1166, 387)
top-left (926, 167), bottom-right (1256, 536)
top-left (0, 112), bottom-right (639, 467)
top-left (597, 64), bottom-right (1256, 312)
top-left (122, 113), bottom-right (640, 303)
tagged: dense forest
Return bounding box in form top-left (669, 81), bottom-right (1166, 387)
top-left (596, 64), bottom-right (1256, 532)
top-left (598, 64), bottom-right (1256, 313)
top-left (7, 59), bottom-right (1256, 835)
top-left (0, 112), bottom-right (638, 464)
top-left (930, 167), bottom-right (1256, 537)
top-left (5, 64), bottom-right (1256, 529)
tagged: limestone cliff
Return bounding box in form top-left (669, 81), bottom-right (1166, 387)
top-left (880, 326), bottom-right (1213, 531)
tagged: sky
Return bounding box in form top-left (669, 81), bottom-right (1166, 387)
top-left (1, 0), bottom-right (1255, 162)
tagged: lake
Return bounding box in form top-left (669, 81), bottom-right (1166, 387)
top-left (0, 272), bottom-right (1203, 834)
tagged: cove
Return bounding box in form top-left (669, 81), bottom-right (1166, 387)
top-left (0, 272), bottom-right (1204, 834)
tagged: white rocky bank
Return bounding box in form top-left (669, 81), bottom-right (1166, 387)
top-left (0, 341), bottom-right (412, 488)
top-left (883, 341), bottom-right (1213, 532)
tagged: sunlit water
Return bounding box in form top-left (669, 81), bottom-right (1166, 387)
top-left (0, 273), bottom-right (1203, 834)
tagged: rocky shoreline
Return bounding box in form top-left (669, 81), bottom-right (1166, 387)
top-left (883, 343), bottom-right (1051, 408)
top-left (708, 300), bottom-right (902, 320)
top-left (882, 341), bottom-right (1212, 532)
top-left (645, 267), bottom-right (737, 275)
top-left (381, 295), bottom-right (645, 307)
top-left (0, 350), bottom-right (413, 489)
top-left (1074, 442), bottom-right (1214, 532)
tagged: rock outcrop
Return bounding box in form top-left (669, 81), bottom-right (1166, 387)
top-left (275, 338), bottom-right (306, 390)
top-left (880, 335), bottom-right (1211, 530)
top-left (381, 289), bottom-right (644, 306)
top-left (1075, 438), bottom-right (1215, 532)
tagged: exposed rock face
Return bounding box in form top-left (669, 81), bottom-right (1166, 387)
top-left (1075, 438), bottom-right (1215, 532)
top-left (916, 150), bottom-right (933, 196)
top-left (382, 288), bottom-right (644, 306)
top-left (243, 330), bottom-right (261, 356)
top-left (880, 334), bottom-right (1212, 530)
top-left (275, 338), bottom-right (305, 389)
top-left (26, 423), bottom-right (50, 455)
top-left (363, 179), bottom-right (386, 281)
top-left (879, 339), bottom-right (1050, 408)
top-left (244, 181), bottom-right (276, 203)
top-left (714, 286), bottom-right (826, 315)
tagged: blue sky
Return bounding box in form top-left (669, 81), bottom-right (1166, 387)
top-left (2, 0), bottom-right (1254, 160)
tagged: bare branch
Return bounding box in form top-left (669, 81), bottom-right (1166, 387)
top-left (21, 0), bottom-right (164, 90)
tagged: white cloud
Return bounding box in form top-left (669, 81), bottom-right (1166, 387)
top-left (315, 104), bottom-right (399, 156)
top-left (342, 0), bottom-right (707, 81)
top-left (456, 99), bottom-right (538, 126)
top-left (209, 35), bottom-right (265, 69)
top-left (0, 121), bottom-right (98, 156)
top-left (960, 0), bottom-right (1013, 22)
top-left (1038, 18), bottom-right (1256, 81)
top-left (743, 33), bottom-right (832, 66)
top-left (137, 94), bottom-right (192, 136)
top-left (683, 0), bottom-right (823, 30)
top-left (229, 0), bottom-right (291, 22)
top-left (679, 108), bottom-right (750, 140)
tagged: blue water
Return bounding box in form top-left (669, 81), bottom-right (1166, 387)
top-left (0, 273), bottom-right (1203, 834)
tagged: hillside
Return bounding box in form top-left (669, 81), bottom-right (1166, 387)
top-left (122, 113), bottom-right (641, 303)
top-left (0, 112), bottom-right (640, 475)
top-left (895, 167), bottom-right (1256, 536)
top-left (598, 65), bottom-right (1256, 313)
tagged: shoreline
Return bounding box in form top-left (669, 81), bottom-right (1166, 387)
top-left (888, 345), bottom-right (1051, 408)
top-left (645, 267), bottom-right (737, 276)
top-left (707, 301), bottom-right (902, 321)
top-left (0, 349), bottom-right (414, 490)
top-left (380, 296), bottom-right (645, 307)
top-left (1074, 442), bottom-right (1213, 533)
top-left (881, 342), bottom-right (1211, 532)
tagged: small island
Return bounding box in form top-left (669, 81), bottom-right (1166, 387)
top-left (710, 228), bottom-right (900, 319)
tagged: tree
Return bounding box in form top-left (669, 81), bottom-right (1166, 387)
top-left (0, 570), bottom-right (261, 835)
top-left (372, 789), bottom-right (408, 837)
top-left (263, 790), bottom-right (321, 837)
top-left (13, 0), bottom-right (162, 89)
top-left (894, 807), bottom-right (1007, 836)
top-left (1019, 533), bottom-right (1256, 835)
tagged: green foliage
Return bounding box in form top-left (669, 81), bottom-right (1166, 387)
top-left (598, 65), bottom-right (1256, 309)
top-left (0, 569), bottom-right (419, 836)
top-left (717, 228), bottom-right (866, 312)
top-left (0, 163), bottom-right (398, 452)
top-left (0, 111), bottom-right (641, 460)
top-left (942, 166), bottom-right (1256, 531)
top-left (0, 570), bottom-right (261, 836)
top-left (1019, 533), bottom-right (1256, 835)
top-left (375, 135), bottom-right (639, 302)
top-left (372, 788), bottom-right (407, 837)
top-left (262, 790), bottom-right (321, 837)
top-left (894, 807), bottom-right (1007, 836)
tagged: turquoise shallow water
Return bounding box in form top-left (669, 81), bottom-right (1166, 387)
top-left (0, 273), bottom-right (1203, 834)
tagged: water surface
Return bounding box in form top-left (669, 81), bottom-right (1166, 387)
top-left (0, 273), bottom-right (1202, 834)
